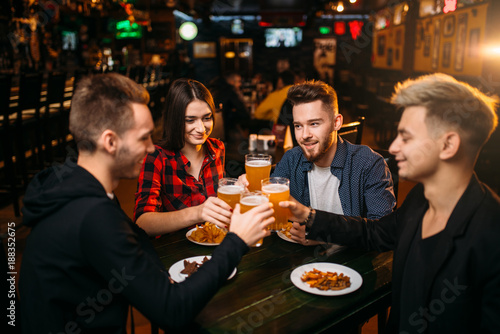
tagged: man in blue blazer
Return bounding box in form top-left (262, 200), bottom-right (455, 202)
top-left (284, 73), bottom-right (500, 333)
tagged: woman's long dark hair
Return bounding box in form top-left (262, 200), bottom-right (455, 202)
top-left (158, 78), bottom-right (216, 151)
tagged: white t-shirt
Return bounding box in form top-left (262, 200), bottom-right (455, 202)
top-left (308, 164), bottom-right (344, 215)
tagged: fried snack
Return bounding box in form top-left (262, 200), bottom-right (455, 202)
top-left (180, 256), bottom-right (209, 277)
top-left (189, 222), bottom-right (227, 244)
top-left (300, 269), bottom-right (351, 291)
top-left (283, 222), bottom-right (293, 239)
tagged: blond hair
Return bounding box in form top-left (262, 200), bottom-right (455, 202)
top-left (391, 73), bottom-right (498, 153)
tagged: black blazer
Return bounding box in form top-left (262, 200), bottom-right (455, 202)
top-left (307, 174), bottom-right (500, 333)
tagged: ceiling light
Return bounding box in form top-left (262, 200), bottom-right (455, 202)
top-left (179, 22), bottom-right (198, 41)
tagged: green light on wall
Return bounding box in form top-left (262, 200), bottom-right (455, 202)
top-left (179, 22), bottom-right (198, 41)
top-left (319, 26), bottom-right (332, 34)
top-left (116, 20), bottom-right (139, 31)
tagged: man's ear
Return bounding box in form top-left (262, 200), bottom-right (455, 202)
top-left (333, 113), bottom-right (343, 131)
top-left (439, 132), bottom-right (460, 160)
top-left (100, 129), bottom-right (119, 155)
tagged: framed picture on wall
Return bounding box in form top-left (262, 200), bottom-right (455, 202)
top-left (431, 19), bottom-right (441, 70)
top-left (193, 42), bottom-right (216, 58)
top-left (443, 16), bottom-right (455, 37)
top-left (442, 42), bottom-right (451, 68)
top-left (415, 21), bottom-right (423, 49)
top-left (377, 35), bottom-right (386, 56)
top-left (424, 35), bottom-right (431, 57)
top-left (395, 28), bottom-right (402, 46)
top-left (455, 13), bottom-right (468, 71)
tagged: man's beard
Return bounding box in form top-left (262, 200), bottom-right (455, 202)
top-left (301, 132), bottom-right (335, 164)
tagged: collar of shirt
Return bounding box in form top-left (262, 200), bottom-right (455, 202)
top-left (167, 138), bottom-right (221, 171)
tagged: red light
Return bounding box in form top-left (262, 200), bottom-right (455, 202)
top-left (443, 0), bottom-right (457, 13)
top-left (334, 21), bottom-right (346, 35)
top-left (258, 21), bottom-right (273, 27)
top-left (349, 20), bottom-right (364, 40)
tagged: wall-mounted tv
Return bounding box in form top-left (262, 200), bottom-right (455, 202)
top-left (265, 27), bottom-right (302, 48)
top-left (61, 31), bottom-right (77, 51)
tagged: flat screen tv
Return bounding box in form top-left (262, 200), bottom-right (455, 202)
top-left (61, 31), bottom-right (77, 51)
top-left (265, 27), bottom-right (302, 48)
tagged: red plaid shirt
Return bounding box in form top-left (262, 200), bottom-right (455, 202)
top-left (134, 138), bottom-right (225, 222)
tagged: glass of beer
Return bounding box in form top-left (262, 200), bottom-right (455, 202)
top-left (261, 177), bottom-right (290, 232)
top-left (239, 191), bottom-right (269, 247)
top-left (217, 178), bottom-right (244, 211)
top-left (245, 153), bottom-right (272, 192)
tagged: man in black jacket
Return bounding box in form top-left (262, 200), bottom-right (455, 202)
top-left (19, 73), bottom-right (274, 333)
top-left (283, 73), bottom-right (500, 333)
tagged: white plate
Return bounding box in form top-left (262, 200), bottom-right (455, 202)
top-left (277, 231), bottom-right (299, 244)
top-left (168, 256), bottom-right (237, 283)
top-left (290, 263), bottom-right (363, 296)
top-left (186, 227), bottom-right (225, 246)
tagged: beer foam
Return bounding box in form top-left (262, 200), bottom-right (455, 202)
top-left (240, 195), bottom-right (269, 206)
top-left (218, 185), bottom-right (244, 195)
top-left (262, 184), bottom-right (289, 193)
top-left (245, 160), bottom-right (271, 167)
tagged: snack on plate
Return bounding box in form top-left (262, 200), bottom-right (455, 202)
top-left (189, 222), bottom-right (227, 244)
top-left (283, 222), bottom-right (293, 239)
top-left (180, 256), bottom-right (209, 277)
top-left (300, 268), bottom-right (351, 291)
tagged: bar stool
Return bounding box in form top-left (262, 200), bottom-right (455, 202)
top-left (45, 71), bottom-right (68, 161)
top-left (17, 72), bottom-right (44, 180)
top-left (0, 74), bottom-right (21, 216)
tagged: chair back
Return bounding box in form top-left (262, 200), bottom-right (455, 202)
top-left (18, 72), bottom-right (43, 112)
top-left (46, 71), bottom-right (67, 107)
top-left (0, 74), bottom-right (12, 120)
top-left (339, 116), bottom-right (365, 145)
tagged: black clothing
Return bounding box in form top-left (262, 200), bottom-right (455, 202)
top-left (307, 174), bottom-right (500, 333)
top-left (20, 161), bottom-right (248, 333)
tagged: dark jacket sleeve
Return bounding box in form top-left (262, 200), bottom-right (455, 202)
top-left (306, 210), bottom-right (397, 252)
top-left (307, 184), bottom-right (424, 252)
top-left (80, 201), bottom-right (248, 331)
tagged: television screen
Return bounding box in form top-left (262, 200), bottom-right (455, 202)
top-left (62, 31), bottom-right (77, 51)
top-left (265, 28), bottom-right (302, 48)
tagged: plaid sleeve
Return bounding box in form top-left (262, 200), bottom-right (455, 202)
top-left (134, 149), bottom-right (164, 222)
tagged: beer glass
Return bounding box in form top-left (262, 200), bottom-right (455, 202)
top-left (245, 154), bottom-right (272, 192)
top-left (239, 191), bottom-right (269, 247)
top-left (217, 178), bottom-right (244, 211)
top-left (261, 177), bottom-right (290, 231)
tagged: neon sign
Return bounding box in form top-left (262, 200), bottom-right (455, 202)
top-left (349, 21), bottom-right (364, 40)
top-left (443, 0), bottom-right (457, 14)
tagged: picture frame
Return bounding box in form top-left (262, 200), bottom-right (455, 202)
top-left (431, 19), bottom-right (441, 70)
top-left (377, 35), bottom-right (386, 56)
top-left (442, 42), bottom-right (451, 68)
top-left (415, 21), bottom-right (423, 49)
top-left (443, 16), bottom-right (455, 37)
top-left (455, 13), bottom-right (468, 71)
top-left (193, 42), bottom-right (217, 58)
top-left (395, 28), bottom-right (402, 46)
top-left (424, 35), bottom-right (431, 57)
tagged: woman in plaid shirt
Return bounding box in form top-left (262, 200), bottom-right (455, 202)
top-left (134, 79), bottom-right (231, 236)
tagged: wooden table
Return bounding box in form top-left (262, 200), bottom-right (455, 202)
top-left (151, 230), bottom-right (393, 333)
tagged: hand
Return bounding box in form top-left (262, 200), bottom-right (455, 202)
top-left (289, 222), bottom-right (321, 246)
top-left (198, 197), bottom-right (232, 229)
top-left (278, 197), bottom-right (309, 223)
top-left (229, 203), bottom-right (275, 247)
top-left (237, 174), bottom-right (249, 191)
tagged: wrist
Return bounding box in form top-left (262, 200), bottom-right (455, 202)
top-left (299, 207), bottom-right (316, 227)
